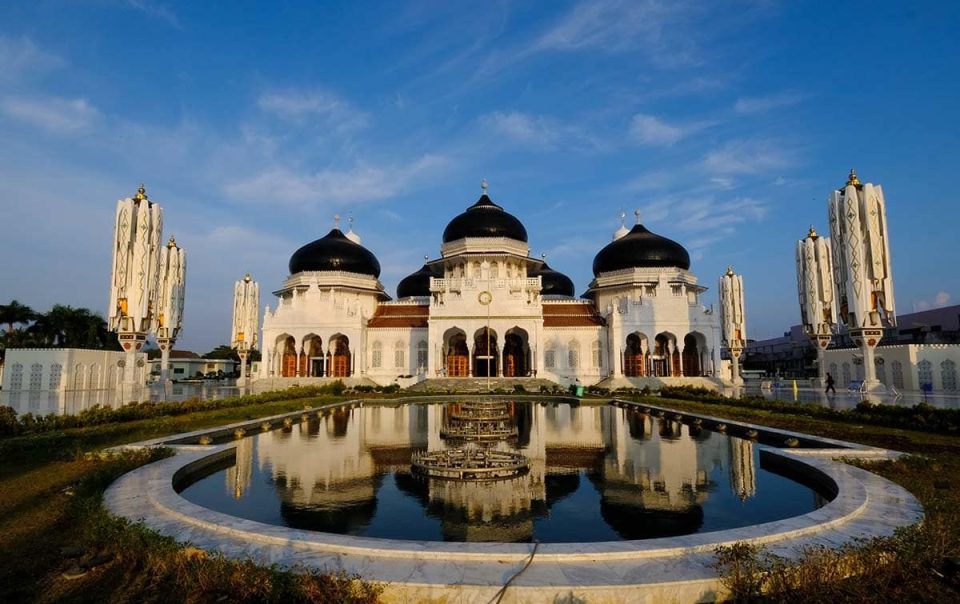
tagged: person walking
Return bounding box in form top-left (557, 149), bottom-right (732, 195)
top-left (825, 372), bottom-right (836, 394)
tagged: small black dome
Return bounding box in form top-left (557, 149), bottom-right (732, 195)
top-left (442, 194), bottom-right (528, 243)
top-left (289, 228), bottom-right (381, 277)
top-left (396, 263), bottom-right (439, 298)
top-left (592, 224), bottom-right (690, 276)
top-left (532, 262), bottom-right (575, 297)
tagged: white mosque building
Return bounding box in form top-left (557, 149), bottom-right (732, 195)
top-left (259, 185), bottom-right (727, 388)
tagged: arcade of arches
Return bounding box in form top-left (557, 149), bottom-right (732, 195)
top-left (442, 327), bottom-right (531, 378)
top-left (277, 334), bottom-right (353, 378)
top-left (622, 332), bottom-right (708, 377)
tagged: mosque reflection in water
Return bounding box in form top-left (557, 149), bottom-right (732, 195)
top-left (205, 401), bottom-right (823, 543)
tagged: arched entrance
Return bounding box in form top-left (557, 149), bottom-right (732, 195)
top-left (473, 327), bottom-right (499, 378)
top-left (653, 333), bottom-right (678, 377)
top-left (624, 332), bottom-right (648, 377)
top-left (682, 333), bottom-right (702, 377)
top-left (279, 335), bottom-right (297, 377)
top-left (328, 334), bottom-right (351, 377)
top-left (503, 328), bottom-right (530, 377)
top-left (303, 335), bottom-right (324, 377)
top-left (444, 328), bottom-right (469, 377)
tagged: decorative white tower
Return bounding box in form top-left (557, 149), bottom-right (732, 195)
top-left (232, 273), bottom-right (260, 381)
top-left (719, 266), bottom-right (747, 385)
top-left (796, 226), bottom-right (836, 385)
top-left (827, 169), bottom-right (896, 390)
top-left (108, 184), bottom-right (163, 386)
top-left (155, 235), bottom-right (186, 383)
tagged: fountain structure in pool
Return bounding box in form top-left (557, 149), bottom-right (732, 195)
top-left (104, 397), bottom-right (924, 602)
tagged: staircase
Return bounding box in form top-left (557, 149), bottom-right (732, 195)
top-left (404, 377), bottom-right (561, 394)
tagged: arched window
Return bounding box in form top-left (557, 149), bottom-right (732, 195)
top-left (876, 359), bottom-right (887, 385)
top-left (592, 340), bottom-right (602, 368)
top-left (855, 360), bottom-right (864, 381)
top-left (829, 362), bottom-right (838, 378)
top-left (490, 262), bottom-right (499, 279)
top-left (416, 341), bottom-right (428, 370)
top-left (545, 345), bottom-right (556, 369)
top-left (371, 341), bottom-right (382, 369)
top-left (568, 340), bottom-right (580, 369)
top-left (941, 359), bottom-right (957, 391)
top-left (74, 364), bottom-right (86, 390)
top-left (841, 362), bottom-right (851, 386)
top-left (918, 359), bottom-right (933, 389)
top-left (49, 363), bottom-right (63, 390)
top-left (394, 341), bottom-right (405, 369)
top-left (9, 363), bottom-right (23, 390)
top-left (29, 363), bottom-right (43, 391)
top-left (891, 360), bottom-right (904, 389)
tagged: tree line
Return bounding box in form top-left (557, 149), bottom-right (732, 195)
top-left (0, 300), bottom-right (120, 353)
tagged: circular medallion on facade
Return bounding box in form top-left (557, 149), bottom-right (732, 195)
top-left (478, 291), bottom-right (493, 305)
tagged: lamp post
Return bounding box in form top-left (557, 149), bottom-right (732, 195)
top-left (108, 184), bottom-right (163, 389)
top-left (796, 227), bottom-right (836, 386)
top-left (232, 273), bottom-right (260, 381)
top-left (156, 235), bottom-right (186, 383)
top-left (828, 169), bottom-right (896, 391)
top-left (719, 266), bottom-right (747, 386)
top-left (478, 290), bottom-right (493, 392)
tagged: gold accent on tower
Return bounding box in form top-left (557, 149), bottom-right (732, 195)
top-left (846, 169), bottom-right (861, 188)
top-left (134, 184), bottom-right (147, 201)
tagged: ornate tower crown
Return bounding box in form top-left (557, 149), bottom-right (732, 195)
top-left (134, 183), bottom-right (148, 201)
top-left (845, 169), bottom-right (861, 188)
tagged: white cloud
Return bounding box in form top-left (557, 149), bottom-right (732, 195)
top-left (257, 89), bottom-right (369, 132)
top-left (482, 111), bottom-right (561, 146)
top-left (629, 114), bottom-right (687, 145)
top-left (0, 96), bottom-right (100, 134)
top-left (913, 291), bottom-right (952, 312)
top-left (0, 36), bottom-right (64, 83)
top-left (703, 139), bottom-right (794, 175)
top-left (126, 0), bottom-right (181, 28)
top-left (223, 154), bottom-right (447, 206)
top-left (734, 92), bottom-right (806, 114)
top-left (532, 0), bottom-right (699, 66)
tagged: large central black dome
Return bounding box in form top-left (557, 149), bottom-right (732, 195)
top-left (289, 228), bottom-right (381, 277)
top-left (592, 224), bottom-right (690, 276)
top-left (442, 194), bottom-right (528, 243)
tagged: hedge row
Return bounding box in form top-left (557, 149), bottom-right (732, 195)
top-left (651, 385), bottom-right (960, 436)
top-left (0, 382), bottom-right (348, 438)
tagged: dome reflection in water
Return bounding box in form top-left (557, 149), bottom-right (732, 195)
top-left (180, 401), bottom-right (827, 543)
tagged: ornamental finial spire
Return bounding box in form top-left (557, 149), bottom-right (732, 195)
top-left (334, 214), bottom-right (341, 229)
top-left (634, 208), bottom-right (641, 224)
top-left (846, 168), bottom-right (861, 187)
top-left (541, 252), bottom-right (547, 261)
top-left (134, 183), bottom-right (147, 201)
top-left (244, 273), bottom-right (252, 283)
top-left (808, 225), bottom-right (819, 240)
top-left (481, 178), bottom-right (489, 195)
top-left (167, 235), bottom-right (177, 248)
top-left (619, 207), bottom-right (626, 226)
top-left (726, 265), bottom-right (735, 276)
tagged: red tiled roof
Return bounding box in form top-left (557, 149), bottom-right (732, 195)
top-left (542, 302), bottom-right (605, 327)
top-left (368, 304), bottom-right (429, 328)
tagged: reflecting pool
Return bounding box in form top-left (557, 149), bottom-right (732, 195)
top-left (179, 401), bottom-right (828, 543)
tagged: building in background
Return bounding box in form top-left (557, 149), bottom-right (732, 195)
top-left (1, 348), bottom-right (146, 392)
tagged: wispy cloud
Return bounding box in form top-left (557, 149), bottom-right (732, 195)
top-left (479, 111), bottom-right (603, 151)
top-left (0, 95), bottom-right (100, 134)
top-left (702, 139), bottom-right (795, 175)
top-left (734, 92), bottom-right (806, 114)
top-left (223, 154), bottom-right (448, 207)
top-left (629, 113), bottom-right (709, 146)
top-left (0, 36), bottom-right (64, 83)
top-left (126, 0), bottom-right (181, 28)
top-left (257, 89), bottom-right (369, 132)
top-left (532, 0), bottom-right (700, 67)
top-left (912, 291), bottom-right (952, 313)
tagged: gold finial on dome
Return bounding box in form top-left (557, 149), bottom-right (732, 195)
top-left (846, 169), bottom-right (861, 187)
top-left (807, 225), bottom-right (819, 240)
top-left (726, 265), bottom-right (735, 276)
top-left (167, 235), bottom-right (177, 248)
top-left (134, 183), bottom-right (147, 201)
top-left (244, 273), bottom-right (252, 283)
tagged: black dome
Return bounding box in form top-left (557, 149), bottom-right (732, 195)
top-left (396, 263), bottom-right (439, 298)
top-left (592, 224), bottom-right (690, 276)
top-left (289, 228), bottom-right (381, 277)
top-left (442, 195), bottom-right (528, 243)
top-left (532, 262), bottom-right (575, 297)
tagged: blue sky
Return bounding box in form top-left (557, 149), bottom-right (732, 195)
top-left (1, 1), bottom-right (958, 352)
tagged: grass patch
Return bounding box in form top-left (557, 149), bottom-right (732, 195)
top-left (0, 388), bottom-right (382, 603)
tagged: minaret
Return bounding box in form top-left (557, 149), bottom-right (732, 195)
top-left (232, 273), bottom-right (260, 381)
top-left (108, 184), bottom-right (163, 387)
top-left (796, 226), bottom-right (836, 385)
top-left (719, 266), bottom-right (747, 385)
top-left (827, 169), bottom-right (896, 390)
top-left (156, 235), bottom-right (186, 383)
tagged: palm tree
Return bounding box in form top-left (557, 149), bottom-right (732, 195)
top-left (0, 300), bottom-right (37, 346)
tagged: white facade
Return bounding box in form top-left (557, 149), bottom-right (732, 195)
top-left (823, 344), bottom-right (960, 393)
top-left (1, 348), bottom-right (147, 392)
top-left (259, 191), bottom-right (728, 387)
